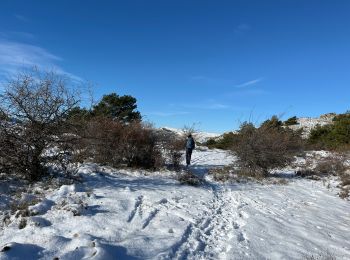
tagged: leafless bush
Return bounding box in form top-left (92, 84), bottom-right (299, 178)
top-left (296, 154), bottom-right (350, 198)
top-left (232, 121), bottom-right (304, 178)
top-left (0, 69), bottom-right (80, 181)
top-left (164, 138), bottom-right (184, 170)
top-left (80, 117), bottom-right (124, 166)
top-left (81, 118), bottom-right (163, 169)
top-left (182, 123), bottom-right (199, 137)
top-left (236, 166), bottom-right (267, 180)
top-left (314, 156), bottom-right (346, 176)
top-left (208, 166), bottom-right (234, 182)
top-left (177, 171), bottom-right (202, 186)
top-left (339, 171), bottom-right (350, 199)
top-left (122, 122), bottom-right (163, 169)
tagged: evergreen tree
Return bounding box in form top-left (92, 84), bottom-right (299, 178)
top-left (92, 93), bottom-right (141, 122)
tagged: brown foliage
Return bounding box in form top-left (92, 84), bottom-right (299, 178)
top-left (80, 117), bottom-right (163, 169)
top-left (232, 121), bottom-right (304, 178)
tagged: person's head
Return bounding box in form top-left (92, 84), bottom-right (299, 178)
top-left (188, 134), bottom-right (192, 138)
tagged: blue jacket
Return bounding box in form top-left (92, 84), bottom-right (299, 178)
top-left (186, 137), bottom-right (195, 149)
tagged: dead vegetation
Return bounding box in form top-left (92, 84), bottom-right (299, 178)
top-left (231, 118), bottom-right (304, 178)
top-left (295, 153), bottom-right (350, 198)
top-left (177, 170), bottom-right (203, 186)
top-left (208, 166), bottom-right (234, 182)
top-left (79, 118), bottom-right (163, 169)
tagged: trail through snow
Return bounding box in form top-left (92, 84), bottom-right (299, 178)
top-left (0, 148), bottom-right (350, 259)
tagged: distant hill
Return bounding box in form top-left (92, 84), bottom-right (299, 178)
top-left (286, 113), bottom-right (335, 138)
top-left (158, 127), bottom-right (221, 143)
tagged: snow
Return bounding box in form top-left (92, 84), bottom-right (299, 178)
top-left (160, 127), bottom-right (220, 143)
top-left (288, 116), bottom-right (334, 138)
top-left (1, 148), bottom-right (350, 259)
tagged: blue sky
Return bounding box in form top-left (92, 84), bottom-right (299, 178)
top-left (1, 0), bottom-right (350, 133)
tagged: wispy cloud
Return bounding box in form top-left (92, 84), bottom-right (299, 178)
top-left (14, 14), bottom-right (29, 22)
top-left (0, 38), bottom-right (81, 81)
top-left (180, 102), bottom-right (233, 110)
top-left (0, 31), bottom-right (35, 41)
top-left (190, 75), bottom-right (233, 85)
top-left (146, 111), bottom-right (190, 117)
top-left (234, 23), bottom-right (251, 33)
top-left (235, 78), bottom-right (263, 88)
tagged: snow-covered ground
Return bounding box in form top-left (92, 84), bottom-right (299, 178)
top-left (1, 148), bottom-right (350, 260)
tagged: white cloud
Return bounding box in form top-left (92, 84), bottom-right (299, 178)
top-left (235, 78), bottom-right (263, 88)
top-left (0, 38), bottom-right (82, 81)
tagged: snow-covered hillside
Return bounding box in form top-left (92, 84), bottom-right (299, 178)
top-left (288, 114), bottom-right (335, 138)
top-left (160, 127), bottom-right (221, 143)
top-left (1, 148), bottom-right (350, 260)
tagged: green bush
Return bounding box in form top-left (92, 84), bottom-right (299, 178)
top-left (92, 93), bottom-right (141, 123)
top-left (284, 116), bottom-right (298, 126)
top-left (308, 112), bottom-right (350, 150)
top-left (206, 132), bottom-right (238, 150)
top-left (261, 115), bottom-right (283, 129)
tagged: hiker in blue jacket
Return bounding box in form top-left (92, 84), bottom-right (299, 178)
top-left (185, 134), bottom-right (195, 166)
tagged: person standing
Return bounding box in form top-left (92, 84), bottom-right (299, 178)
top-left (185, 134), bottom-right (195, 166)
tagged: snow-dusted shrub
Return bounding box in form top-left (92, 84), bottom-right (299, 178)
top-left (314, 156), bottom-right (346, 176)
top-left (232, 119), bottom-right (304, 177)
top-left (177, 171), bottom-right (202, 186)
top-left (0, 68), bottom-right (80, 181)
top-left (208, 166), bottom-right (234, 182)
top-left (339, 171), bottom-right (350, 199)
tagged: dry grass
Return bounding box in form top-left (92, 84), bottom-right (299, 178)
top-left (177, 171), bottom-right (202, 186)
top-left (208, 166), bottom-right (233, 182)
top-left (303, 249), bottom-right (337, 260)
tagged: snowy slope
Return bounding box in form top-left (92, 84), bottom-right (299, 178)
top-left (288, 115), bottom-right (334, 138)
top-left (1, 148), bottom-right (350, 260)
top-left (160, 127), bottom-right (221, 143)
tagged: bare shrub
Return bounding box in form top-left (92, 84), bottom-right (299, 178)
top-left (177, 171), bottom-right (202, 186)
top-left (303, 249), bottom-right (336, 260)
top-left (208, 167), bottom-right (233, 182)
top-left (339, 171), bottom-right (350, 199)
top-left (236, 166), bottom-right (267, 180)
top-left (314, 156), bottom-right (346, 176)
top-left (232, 120), bottom-right (304, 178)
top-left (182, 123), bottom-right (199, 137)
top-left (165, 138), bottom-right (184, 170)
top-left (0, 69), bottom-right (79, 181)
top-left (122, 122), bottom-right (163, 169)
top-left (81, 118), bottom-right (163, 169)
top-left (81, 117), bottom-right (125, 166)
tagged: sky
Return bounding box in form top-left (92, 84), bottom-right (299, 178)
top-left (1, 0), bottom-right (350, 133)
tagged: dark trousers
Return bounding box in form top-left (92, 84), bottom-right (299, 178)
top-left (186, 148), bottom-right (193, 165)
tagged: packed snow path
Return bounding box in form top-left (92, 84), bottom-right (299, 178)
top-left (1, 148), bottom-right (350, 259)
